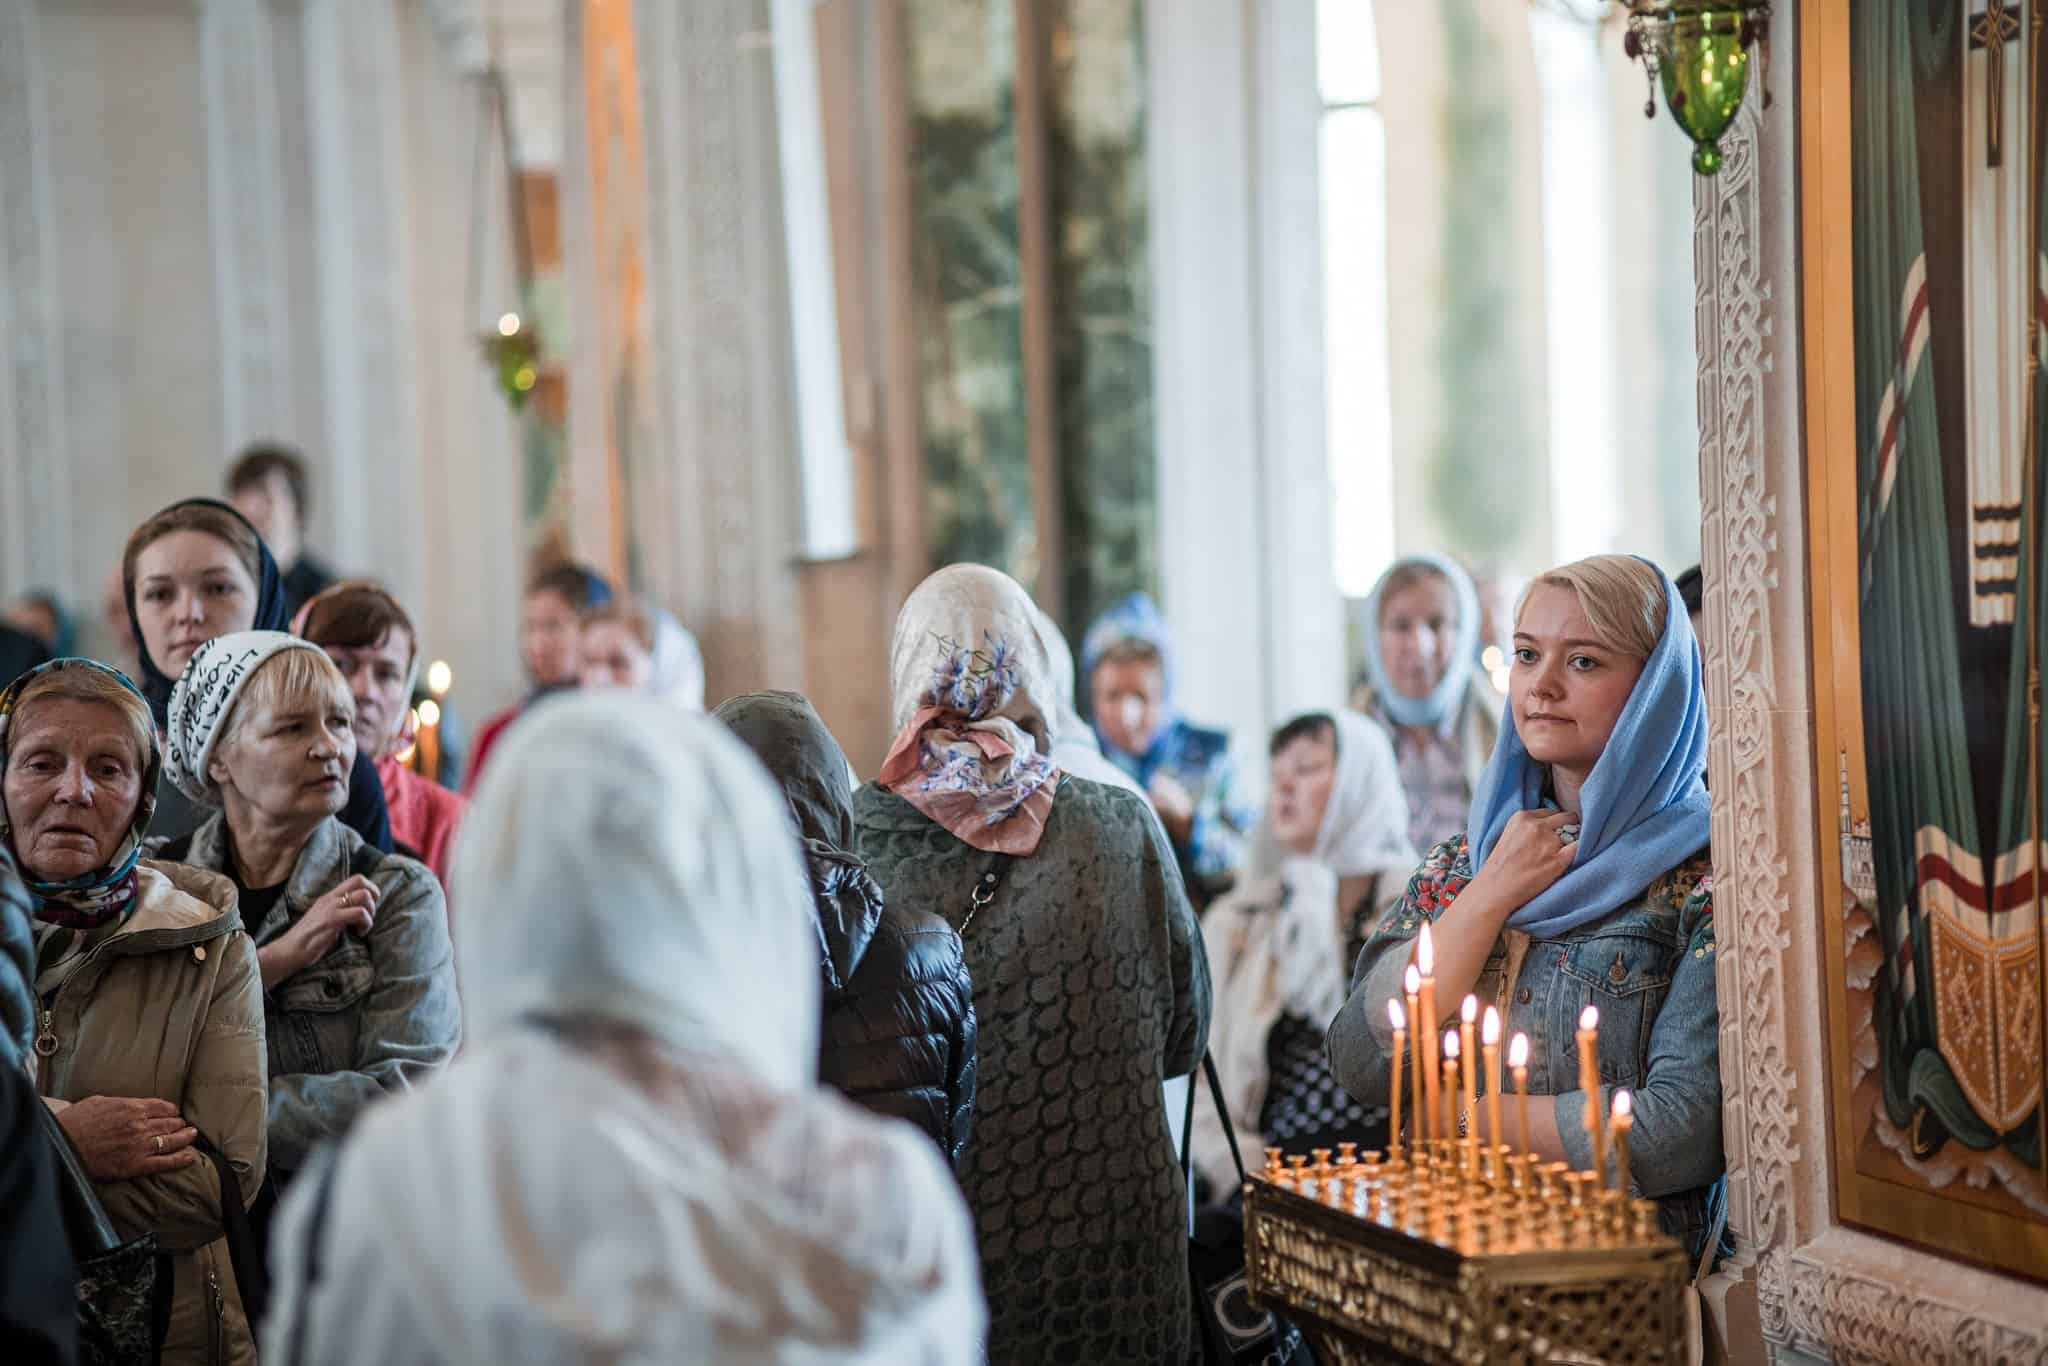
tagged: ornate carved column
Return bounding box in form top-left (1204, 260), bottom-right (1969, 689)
top-left (301, 0), bottom-right (426, 597)
top-left (0, 0), bottom-right (71, 592)
top-left (629, 0), bottom-right (804, 698)
top-left (200, 0), bottom-right (296, 454)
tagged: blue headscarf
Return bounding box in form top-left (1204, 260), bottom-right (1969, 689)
top-left (125, 498), bottom-right (289, 726)
top-left (1356, 554), bottom-right (1482, 733)
top-left (1078, 592), bottom-right (1180, 737)
top-left (1465, 559), bottom-right (1710, 938)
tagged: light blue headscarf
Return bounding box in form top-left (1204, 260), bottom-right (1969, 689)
top-left (1078, 592), bottom-right (1181, 735)
top-left (1357, 554), bottom-right (1481, 733)
top-left (1465, 559), bottom-right (1710, 938)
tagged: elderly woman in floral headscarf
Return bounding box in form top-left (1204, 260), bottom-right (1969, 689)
top-left (2, 659), bottom-right (266, 1364)
top-left (853, 565), bottom-right (1211, 1366)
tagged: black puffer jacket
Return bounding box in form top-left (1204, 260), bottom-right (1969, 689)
top-left (714, 690), bottom-right (978, 1168)
top-left (809, 842), bottom-right (976, 1164)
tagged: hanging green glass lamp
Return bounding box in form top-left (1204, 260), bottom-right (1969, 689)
top-left (1622, 3), bottom-right (1772, 176)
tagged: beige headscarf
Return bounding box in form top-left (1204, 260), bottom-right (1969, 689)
top-left (877, 565), bottom-right (1063, 855)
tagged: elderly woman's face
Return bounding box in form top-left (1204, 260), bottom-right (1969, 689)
top-left (1378, 574), bottom-right (1459, 702)
top-left (212, 688), bottom-right (356, 825)
top-left (578, 620), bottom-right (653, 691)
top-left (133, 530), bottom-right (259, 680)
top-left (3, 699), bottom-right (146, 881)
top-left (1268, 729), bottom-right (1338, 857)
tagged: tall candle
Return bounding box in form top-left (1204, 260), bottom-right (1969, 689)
top-left (1508, 1032), bottom-right (1531, 1157)
top-left (1459, 995), bottom-right (1479, 1175)
top-left (1610, 1090), bottom-right (1634, 1195)
top-left (1387, 999), bottom-right (1406, 1163)
top-left (1442, 1030), bottom-right (1461, 1147)
top-left (1576, 1005), bottom-right (1606, 1179)
top-left (1417, 928), bottom-right (1439, 1150)
top-left (1481, 1005), bottom-right (1503, 1182)
top-left (1404, 965), bottom-right (1426, 1147)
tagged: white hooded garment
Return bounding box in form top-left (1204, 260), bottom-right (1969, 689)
top-left (262, 695), bottom-right (985, 1366)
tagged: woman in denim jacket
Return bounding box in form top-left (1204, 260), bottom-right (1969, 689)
top-left (150, 632), bottom-right (459, 1193)
top-left (1326, 555), bottom-right (1725, 1263)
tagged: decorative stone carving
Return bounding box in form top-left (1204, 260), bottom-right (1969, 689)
top-left (200, 0), bottom-right (296, 451)
top-left (0, 0), bottom-right (70, 592)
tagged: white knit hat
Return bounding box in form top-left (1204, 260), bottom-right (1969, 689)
top-left (166, 631), bottom-right (326, 804)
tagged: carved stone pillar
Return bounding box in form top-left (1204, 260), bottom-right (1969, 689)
top-left (628, 0), bottom-right (804, 698)
top-left (199, 0), bottom-right (295, 454)
top-left (0, 0), bottom-right (71, 592)
top-left (301, 0), bottom-right (425, 597)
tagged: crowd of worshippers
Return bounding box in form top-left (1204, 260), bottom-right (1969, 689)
top-left (0, 448), bottom-right (1723, 1365)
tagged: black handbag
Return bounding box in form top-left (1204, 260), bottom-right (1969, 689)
top-left (1180, 1053), bottom-right (1314, 1366)
top-left (33, 1099), bottom-right (167, 1366)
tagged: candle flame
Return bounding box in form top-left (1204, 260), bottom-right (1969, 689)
top-left (1508, 1032), bottom-right (1529, 1068)
top-left (1404, 963), bottom-right (1422, 994)
top-left (1612, 1089), bottom-right (1632, 1119)
top-left (1482, 1006), bottom-right (1500, 1045)
top-left (1388, 998), bottom-right (1405, 1030)
top-left (1579, 1004), bottom-right (1600, 1031)
top-left (1443, 1030), bottom-right (1460, 1059)
top-left (1461, 994), bottom-right (1478, 1023)
top-left (1417, 922), bottom-right (1435, 976)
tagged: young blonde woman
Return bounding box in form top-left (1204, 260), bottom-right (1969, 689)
top-left (1327, 555), bottom-right (1723, 1264)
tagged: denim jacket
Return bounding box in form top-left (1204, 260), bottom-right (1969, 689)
top-left (153, 813), bottom-right (461, 1174)
top-left (1325, 834), bottom-right (1724, 1262)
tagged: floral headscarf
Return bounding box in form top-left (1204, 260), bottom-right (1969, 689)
top-left (878, 565), bottom-right (1063, 855)
top-left (0, 659), bottom-right (161, 929)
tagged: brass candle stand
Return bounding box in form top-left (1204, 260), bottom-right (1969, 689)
top-left (1245, 1139), bottom-right (1687, 1364)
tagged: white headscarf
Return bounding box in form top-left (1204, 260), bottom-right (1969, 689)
top-left (1036, 606), bottom-right (1143, 797)
top-left (264, 695), bottom-right (985, 1365)
top-left (647, 608), bottom-right (707, 712)
top-left (1193, 710), bottom-right (1417, 1192)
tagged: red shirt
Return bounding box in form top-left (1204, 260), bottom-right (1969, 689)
top-left (463, 705), bottom-right (523, 798)
top-left (376, 754), bottom-right (467, 891)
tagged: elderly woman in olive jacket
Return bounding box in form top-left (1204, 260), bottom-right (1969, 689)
top-left (716, 691), bottom-right (977, 1163)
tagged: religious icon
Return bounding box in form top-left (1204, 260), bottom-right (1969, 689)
top-left (1813, 0), bottom-right (2048, 1279)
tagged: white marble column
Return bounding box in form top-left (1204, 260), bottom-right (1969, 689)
top-left (301, 0), bottom-right (425, 598)
top-left (0, 0), bottom-right (72, 594)
top-left (627, 0), bottom-right (804, 698)
top-left (199, 0), bottom-right (296, 455)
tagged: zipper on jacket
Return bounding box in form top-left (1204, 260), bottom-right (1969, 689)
top-left (208, 1263), bottom-right (227, 1366)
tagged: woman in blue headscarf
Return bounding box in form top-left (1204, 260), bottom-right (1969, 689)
top-left (1326, 555), bottom-right (1724, 1264)
top-left (1080, 592), bottom-right (1257, 907)
top-left (120, 498), bottom-right (391, 853)
top-left (1351, 554), bottom-right (1505, 854)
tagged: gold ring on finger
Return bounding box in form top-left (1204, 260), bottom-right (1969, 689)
top-left (154, 1135), bottom-right (164, 1154)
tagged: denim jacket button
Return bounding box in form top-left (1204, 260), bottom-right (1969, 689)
top-left (1609, 955), bottom-right (1629, 985)
top-left (1516, 987), bottom-right (1532, 1005)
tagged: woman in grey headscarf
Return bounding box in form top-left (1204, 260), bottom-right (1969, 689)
top-left (265, 694), bottom-right (984, 1366)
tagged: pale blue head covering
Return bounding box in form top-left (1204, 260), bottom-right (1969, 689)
top-left (1464, 558), bottom-right (1710, 938)
top-left (1356, 554), bottom-right (1481, 733)
top-left (1078, 592), bottom-right (1180, 732)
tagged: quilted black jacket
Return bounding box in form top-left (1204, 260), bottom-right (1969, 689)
top-left (809, 843), bottom-right (976, 1167)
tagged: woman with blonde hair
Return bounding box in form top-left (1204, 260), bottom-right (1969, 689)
top-left (1327, 555), bottom-right (1724, 1263)
top-left (3, 658), bottom-right (267, 1363)
top-left (151, 632), bottom-right (458, 1220)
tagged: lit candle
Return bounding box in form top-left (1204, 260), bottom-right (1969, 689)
top-left (1418, 927), bottom-right (1439, 1151)
top-left (1576, 1005), bottom-right (1606, 1179)
top-left (1442, 1030), bottom-right (1461, 1148)
top-left (1387, 999), bottom-right (1406, 1163)
top-left (1459, 995), bottom-right (1479, 1175)
top-left (1481, 1006), bottom-right (1503, 1182)
top-left (1610, 1090), bottom-right (1634, 1195)
top-left (417, 698), bottom-right (443, 785)
top-left (1508, 1032), bottom-right (1531, 1157)
top-left (1404, 965), bottom-right (1426, 1147)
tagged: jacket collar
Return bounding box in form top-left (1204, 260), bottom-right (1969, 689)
top-left (185, 812), bottom-right (357, 929)
top-left (850, 784), bottom-right (936, 833)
